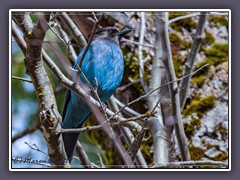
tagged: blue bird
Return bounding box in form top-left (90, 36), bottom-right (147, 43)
top-left (62, 26), bottom-right (132, 163)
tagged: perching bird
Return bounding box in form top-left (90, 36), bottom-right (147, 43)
top-left (62, 26), bottom-right (132, 163)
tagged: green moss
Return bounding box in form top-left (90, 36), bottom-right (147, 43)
top-left (197, 43), bottom-right (228, 69)
top-left (184, 116), bottom-right (201, 139)
top-left (184, 123), bottom-right (194, 139)
top-left (216, 123), bottom-right (228, 141)
top-left (169, 12), bottom-right (188, 19)
top-left (211, 152), bottom-right (228, 161)
top-left (169, 32), bottom-right (192, 50)
top-left (189, 146), bottom-right (205, 160)
top-left (169, 12), bottom-right (197, 32)
top-left (123, 50), bottom-right (139, 80)
top-left (189, 118), bottom-right (201, 130)
top-left (183, 95), bottom-right (216, 116)
top-left (191, 75), bottom-right (206, 87)
top-left (209, 15), bottom-right (228, 27)
top-left (205, 31), bottom-right (215, 45)
top-left (206, 44), bottom-right (228, 57)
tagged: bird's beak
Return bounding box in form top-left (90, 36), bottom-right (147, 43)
top-left (117, 28), bottom-right (133, 37)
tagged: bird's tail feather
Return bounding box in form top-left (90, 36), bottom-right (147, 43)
top-left (63, 132), bottom-right (80, 163)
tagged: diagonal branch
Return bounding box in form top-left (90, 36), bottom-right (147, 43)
top-left (12, 123), bottom-right (40, 143)
top-left (179, 12), bottom-right (208, 110)
top-left (59, 12), bottom-right (87, 48)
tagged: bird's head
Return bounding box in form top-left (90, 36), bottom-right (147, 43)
top-left (92, 26), bottom-right (132, 44)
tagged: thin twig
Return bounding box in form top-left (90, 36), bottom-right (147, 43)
top-left (60, 113), bottom-right (154, 134)
top-left (12, 123), bottom-right (39, 143)
top-left (59, 12), bottom-right (86, 48)
top-left (70, 13), bottom-right (107, 120)
top-left (121, 38), bottom-right (155, 48)
top-left (117, 78), bottom-right (141, 92)
top-left (12, 76), bottom-right (32, 83)
top-left (97, 153), bottom-right (106, 168)
top-left (111, 64), bottom-right (209, 119)
top-left (75, 141), bottom-right (92, 168)
top-left (12, 20), bottom-right (26, 55)
top-left (109, 96), bottom-right (147, 167)
top-left (79, 13), bottom-right (102, 67)
top-left (111, 96), bottom-right (141, 117)
top-left (168, 13), bottom-right (200, 24)
top-left (24, 142), bottom-right (48, 156)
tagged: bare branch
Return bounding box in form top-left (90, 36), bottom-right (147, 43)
top-left (75, 141), bottom-right (92, 168)
top-left (24, 142), bottom-right (48, 155)
top-left (121, 37), bottom-right (155, 48)
top-left (137, 12), bottom-right (149, 93)
top-left (111, 96), bottom-right (141, 117)
top-left (12, 123), bottom-right (39, 143)
top-left (157, 12), bottom-right (191, 161)
top-left (53, 19), bottom-right (78, 63)
top-left (111, 64), bottom-right (209, 118)
top-left (59, 113), bottom-right (154, 134)
top-left (12, 20), bottom-right (26, 55)
top-left (12, 12), bottom-right (70, 168)
top-left (127, 124), bottom-right (149, 163)
top-left (168, 13), bottom-right (200, 24)
top-left (147, 13), bottom-right (170, 165)
top-left (97, 153), bottom-right (106, 168)
top-left (59, 12), bottom-right (87, 48)
top-left (180, 12), bottom-right (208, 109)
top-left (108, 96), bottom-right (147, 168)
top-left (79, 13), bottom-right (103, 67)
top-left (12, 76), bottom-right (32, 83)
top-left (151, 160), bottom-right (228, 168)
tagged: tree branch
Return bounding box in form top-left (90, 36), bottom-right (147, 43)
top-left (12, 123), bottom-right (39, 143)
top-left (75, 141), bottom-right (92, 168)
top-left (151, 160), bottom-right (228, 168)
top-left (59, 12), bottom-right (87, 48)
top-left (157, 12), bottom-right (191, 161)
top-left (180, 12), bottom-right (208, 110)
top-left (147, 13), bottom-right (171, 165)
top-left (111, 64), bottom-right (208, 119)
top-left (137, 12), bottom-right (149, 93)
top-left (12, 12), bottom-right (70, 168)
top-left (12, 76), bottom-right (32, 83)
top-left (79, 13), bottom-right (103, 67)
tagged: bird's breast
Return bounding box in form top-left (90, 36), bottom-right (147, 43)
top-left (80, 40), bottom-right (124, 102)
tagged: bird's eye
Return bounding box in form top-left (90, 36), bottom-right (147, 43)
top-left (107, 29), bottom-right (112, 33)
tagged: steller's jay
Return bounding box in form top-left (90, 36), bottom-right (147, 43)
top-left (62, 26), bottom-right (132, 163)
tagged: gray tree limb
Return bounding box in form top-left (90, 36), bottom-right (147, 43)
top-left (180, 12), bottom-right (208, 110)
top-left (147, 14), bottom-right (171, 165)
top-left (157, 12), bottom-right (191, 161)
top-left (12, 12), bottom-right (70, 168)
